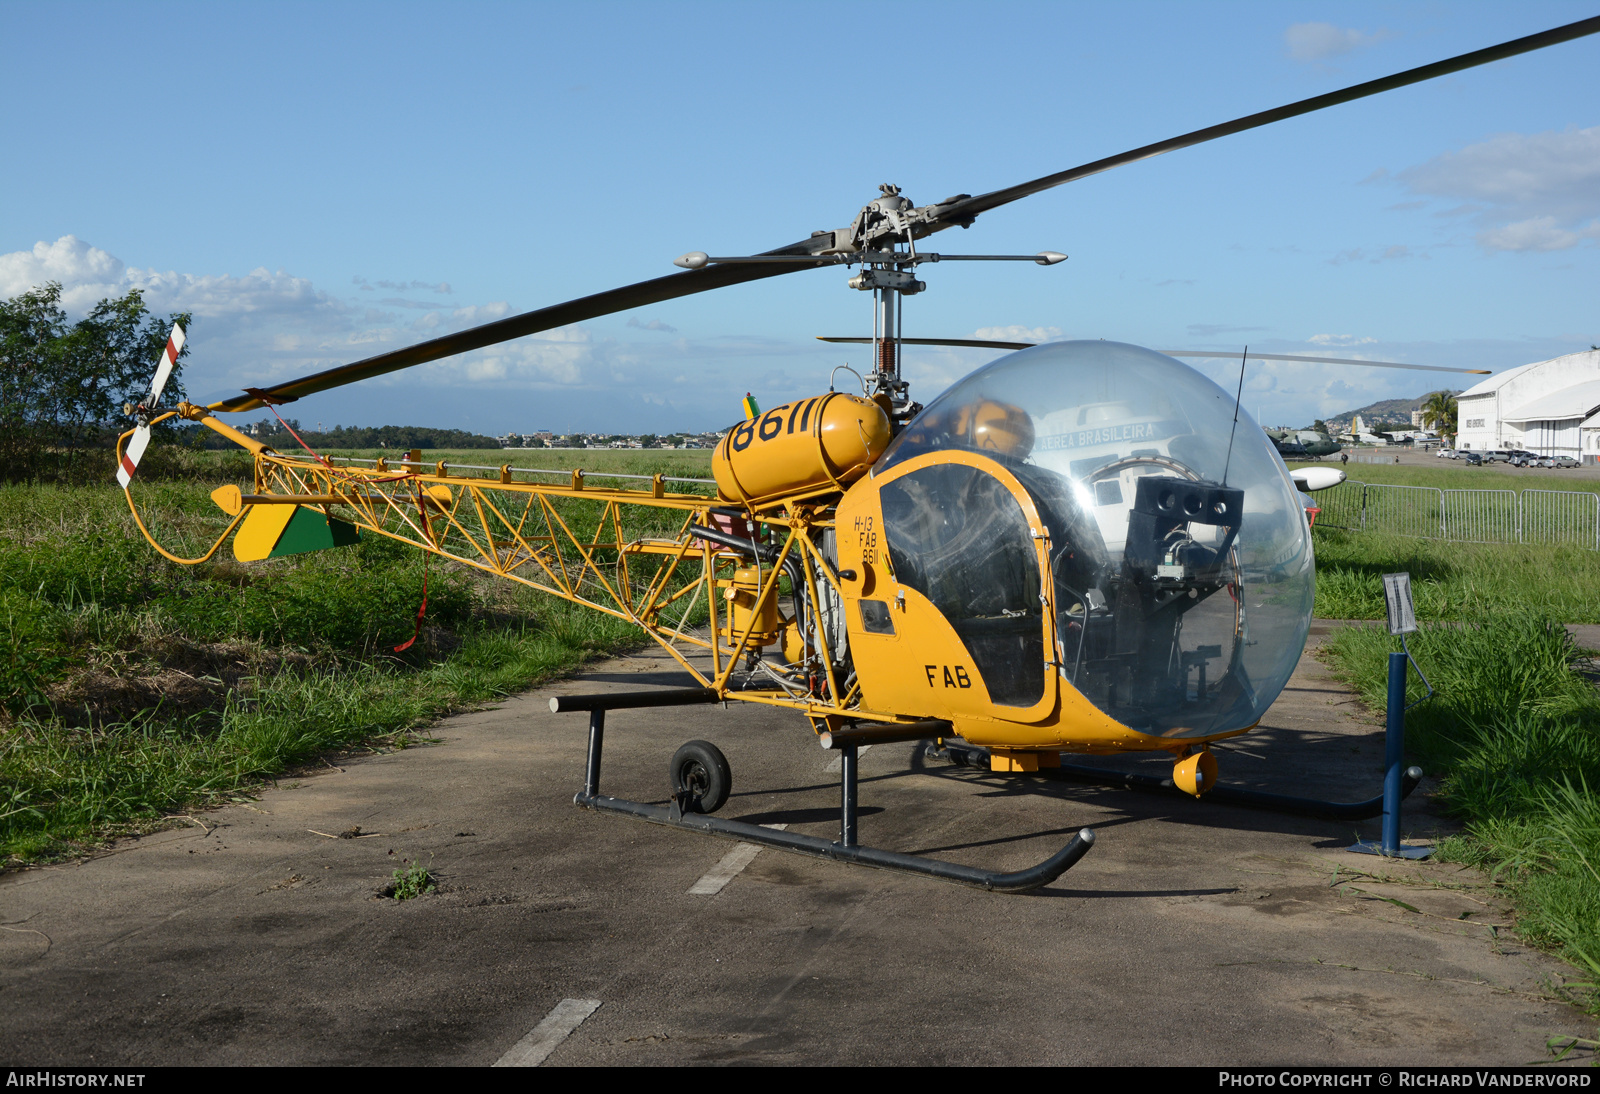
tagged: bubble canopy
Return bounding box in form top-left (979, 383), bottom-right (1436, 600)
top-left (875, 340), bottom-right (1314, 739)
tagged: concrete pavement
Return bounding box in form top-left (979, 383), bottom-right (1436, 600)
top-left (2, 630), bottom-right (1593, 1066)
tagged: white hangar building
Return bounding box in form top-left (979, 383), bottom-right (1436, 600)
top-left (1454, 349), bottom-right (1600, 462)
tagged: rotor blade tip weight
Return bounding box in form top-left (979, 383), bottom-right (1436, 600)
top-left (674, 251), bottom-right (709, 270)
top-left (1035, 251), bottom-right (1068, 265)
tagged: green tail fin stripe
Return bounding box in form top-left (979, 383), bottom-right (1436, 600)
top-left (268, 505), bottom-right (361, 559)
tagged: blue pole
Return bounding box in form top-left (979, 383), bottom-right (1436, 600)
top-left (1383, 651), bottom-right (1407, 856)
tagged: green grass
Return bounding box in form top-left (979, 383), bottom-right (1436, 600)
top-left (1310, 527), bottom-right (1600, 622)
top-left (1322, 617), bottom-right (1600, 1004)
top-left (1291, 458), bottom-right (1600, 495)
top-left (388, 859), bottom-right (436, 900)
top-left (0, 602), bottom-right (639, 861)
top-left (0, 449), bottom-right (705, 865)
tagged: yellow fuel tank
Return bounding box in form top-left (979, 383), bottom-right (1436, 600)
top-left (713, 393), bottom-right (892, 507)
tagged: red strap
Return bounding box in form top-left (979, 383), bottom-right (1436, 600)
top-left (394, 482), bottom-right (432, 652)
top-left (393, 562), bottom-right (429, 653)
top-left (240, 393), bottom-right (435, 649)
top-left (243, 389), bottom-right (330, 467)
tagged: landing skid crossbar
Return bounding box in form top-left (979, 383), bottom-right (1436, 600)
top-left (552, 691), bottom-right (1095, 892)
top-left (932, 743), bottom-right (1421, 822)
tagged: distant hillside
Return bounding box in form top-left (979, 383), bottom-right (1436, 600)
top-left (1322, 389), bottom-right (1458, 430)
top-left (181, 423), bottom-right (502, 451)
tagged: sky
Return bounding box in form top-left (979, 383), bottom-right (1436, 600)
top-left (2, 1), bottom-right (1597, 435)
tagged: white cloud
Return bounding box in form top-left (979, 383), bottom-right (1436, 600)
top-left (1308, 334), bottom-right (1377, 347)
top-left (626, 317), bottom-right (678, 332)
top-left (1476, 216), bottom-right (1599, 253)
top-left (0, 235), bottom-right (613, 399)
top-left (1285, 22), bottom-right (1388, 62)
top-left (973, 324), bottom-right (1063, 344)
top-left (1, 236), bottom-right (927, 430)
top-left (0, 236), bottom-right (127, 310)
top-left (1401, 127), bottom-right (1600, 216)
top-left (451, 302), bottom-right (511, 324)
top-left (1188, 323), bottom-right (1268, 338)
top-left (885, 325), bottom-right (1064, 400)
top-left (382, 297), bottom-right (453, 310)
top-left (1398, 126), bottom-right (1600, 252)
top-left (418, 325), bottom-right (592, 387)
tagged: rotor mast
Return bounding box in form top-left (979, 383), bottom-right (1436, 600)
top-left (848, 184), bottom-right (926, 416)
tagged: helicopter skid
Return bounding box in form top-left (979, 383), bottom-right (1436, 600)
top-left (554, 692), bottom-right (1095, 892)
top-left (573, 790), bottom-right (1096, 893)
top-left (930, 742), bottom-right (1420, 822)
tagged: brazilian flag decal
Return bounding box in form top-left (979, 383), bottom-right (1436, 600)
top-left (235, 504), bottom-right (360, 562)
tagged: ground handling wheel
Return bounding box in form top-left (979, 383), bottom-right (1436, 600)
top-left (669, 740), bottom-right (731, 815)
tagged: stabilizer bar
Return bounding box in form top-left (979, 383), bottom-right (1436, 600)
top-left (549, 688), bottom-right (719, 713)
top-left (934, 743), bottom-right (1421, 822)
top-left (574, 790), bottom-right (1095, 892)
top-left (820, 719), bottom-right (952, 750)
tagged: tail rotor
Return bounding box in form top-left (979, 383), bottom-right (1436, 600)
top-left (116, 323), bottom-right (186, 488)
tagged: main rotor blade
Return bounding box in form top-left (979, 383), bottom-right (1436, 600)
top-left (210, 249), bottom-right (833, 413)
top-left (1160, 350), bottom-right (1491, 375)
top-left (210, 18), bottom-right (1593, 413)
top-left (938, 16), bottom-right (1600, 225)
top-left (823, 337), bottom-right (1493, 373)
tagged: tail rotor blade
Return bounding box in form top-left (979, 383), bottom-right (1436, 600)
top-left (117, 426), bottom-right (151, 489)
top-left (148, 323), bottom-right (186, 405)
top-left (119, 323), bottom-right (186, 487)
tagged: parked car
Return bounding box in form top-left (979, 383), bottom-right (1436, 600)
top-left (1552, 456), bottom-right (1580, 468)
top-left (1436, 447), bottom-right (1455, 459)
top-left (1462, 452), bottom-right (1483, 465)
top-left (1535, 456), bottom-right (1556, 468)
top-left (1507, 450), bottom-right (1539, 466)
top-left (1482, 450), bottom-right (1513, 463)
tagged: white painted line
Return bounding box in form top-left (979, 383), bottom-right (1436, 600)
top-left (493, 998), bottom-right (602, 1067)
top-left (688, 824), bottom-right (787, 895)
top-left (824, 743), bottom-right (870, 773)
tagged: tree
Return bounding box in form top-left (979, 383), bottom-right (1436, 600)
top-left (1312, 419), bottom-right (1329, 434)
top-left (1418, 390), bottom-right (1458, 439)
top-left (0, 282), bottom-right (190, 476)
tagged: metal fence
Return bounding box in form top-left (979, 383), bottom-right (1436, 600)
top-left (1314, 481), bottom-right (1600, 549)
top-left (1523, 489), bottom-right (1600, 548)
top-left (1443, 488), bottom-right (1519, 544)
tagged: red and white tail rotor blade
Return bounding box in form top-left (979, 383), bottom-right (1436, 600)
top-left (148, 324), bottom-right (184, 405)
top-left (116, 323), bottom-right (186, 489)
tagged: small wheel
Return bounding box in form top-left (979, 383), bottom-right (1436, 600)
top-left (669, 740), bottom-right (731, 814)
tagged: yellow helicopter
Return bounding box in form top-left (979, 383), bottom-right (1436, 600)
top-left (116, 17), bottom-right (1592, 891)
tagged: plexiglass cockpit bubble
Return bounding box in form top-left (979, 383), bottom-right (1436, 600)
top-left (875, 340), bottom-right (1314, 739)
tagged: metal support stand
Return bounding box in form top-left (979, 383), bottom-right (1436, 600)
top-left (1348, 652), bottom-right (1433, 859)
top-left (839, 743), bottom-right (858, 848)
top-left (553, 690), bottom-right (1096, 892)
top-left (584, 709), bottom-right (604, 799)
